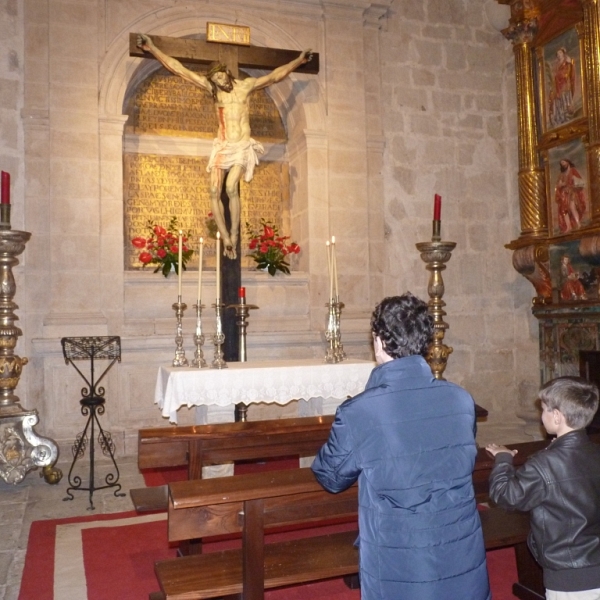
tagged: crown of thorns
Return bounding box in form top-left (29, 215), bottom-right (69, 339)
top-left (206, 63), bottom-right (229, 79)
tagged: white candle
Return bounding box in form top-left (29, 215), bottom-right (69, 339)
top-left (197, 237), bottom-right (204, 304)
top-left (178, 230), bottom-right (183, 299)
top-left (331, 235), bottom-right (339, 299)
top-left (216, 231), bottom-right (221, 303)
top-left (326, 241), bottom-right (333, 302)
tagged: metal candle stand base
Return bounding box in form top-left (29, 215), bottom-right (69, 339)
top-left (325, 299), bottom-right (346, 363)
top-left (61, 337), bottom-right (125, 510)
top-left (211, 303), bottom-right (227, 369)
top-left (415, 234), bottom-right (456, 380)
top-left (172, 299), bottom-right (189, 367)
top-left (228, 299), bottom-right (259, 422)
top-left (0, 228), bottom-right (61, 485)
top-left (192, 303), bottom-right (207, 368)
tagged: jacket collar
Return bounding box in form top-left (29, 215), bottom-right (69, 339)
top-left (366, 355), bottom-right (435, 390)
top-left (547, 429), bottom-right (589, 449)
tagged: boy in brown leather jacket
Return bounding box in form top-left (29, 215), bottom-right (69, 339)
top-left (487, 376), bottom-right (600, 600)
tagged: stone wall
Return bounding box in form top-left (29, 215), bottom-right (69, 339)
top-left (378, 1), bottom-right (540, 434)
top-left (0, 0), bottom-right (542, 460)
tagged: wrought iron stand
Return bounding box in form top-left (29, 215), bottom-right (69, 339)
top-left (61, 336), bottom-right (125, 510)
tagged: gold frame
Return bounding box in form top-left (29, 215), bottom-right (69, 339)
top-left (537, 25), bottom-right (586, 139)
top-left (544, 136), bottom-right (591, 237)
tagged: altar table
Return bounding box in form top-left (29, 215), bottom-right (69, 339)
top-left (155, 359), bottom-right (376, 424)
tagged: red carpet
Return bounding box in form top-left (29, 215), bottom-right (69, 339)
top-left (19, 507), bottom-right (520, 599)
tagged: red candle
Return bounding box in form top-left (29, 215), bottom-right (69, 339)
top-left (1, 172), bottom-right (9, 205)
top-left (238, 287), bottom-right (246, 298)
top-left (434, 194), bottom-right (441, 220)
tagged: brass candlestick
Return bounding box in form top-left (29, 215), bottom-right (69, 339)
top-left (0, 230), bottom-right (61, 484)
top-left (211, 303), bottom-right (227, 369)
top-left (191, 303), bottom-right (207, 368)
top-left (172, 298), bottom-right (188, 367)
top-left (416, 235), bottom-right (456, 380)
top-left (227, 299), bottom-right (259, 363)
top-left (228, 292), bottom-right (258, 421)
top-left (324, 299), bottom-right (345, 363)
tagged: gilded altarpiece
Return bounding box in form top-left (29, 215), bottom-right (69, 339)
top-left (123, 65), bottom-right (290, 270)
top-left (501, 0), bottom-right (600, 382)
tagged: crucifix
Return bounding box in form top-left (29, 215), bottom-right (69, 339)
top-left (129, 28), bottom-right (319, 362)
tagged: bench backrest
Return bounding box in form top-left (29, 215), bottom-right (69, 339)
top-left (139, 415), bottom-right (335, 478)
top-left (167, 467), bottom-right (357, 542)
top-left (168, 467), bottom-right (358, 599)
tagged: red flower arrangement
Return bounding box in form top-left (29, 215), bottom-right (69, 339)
top-left (131, 216), bottom-right (193, 277)
top-left (204, 211), bottom-right (219, 239)
top-left (246, 219), bottom-right (300, 276)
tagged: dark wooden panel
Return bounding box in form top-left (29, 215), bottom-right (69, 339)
top-left (130, 486), bottom-right (169, 513)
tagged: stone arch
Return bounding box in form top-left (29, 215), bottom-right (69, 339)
top-left (98, 6), bottom-right (326, 278)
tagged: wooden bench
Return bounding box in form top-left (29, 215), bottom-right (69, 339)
top-left (133, 404), bottom-right (488, 513)
top-left (149, 466), bottom-right (536, 600)
top-left (131, 415), bottom-right (335, 513)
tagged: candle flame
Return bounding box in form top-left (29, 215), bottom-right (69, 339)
top-left (216, 231), bottom-right (221, 239)
top-left (199, 237), bottom-right (203, 243)
top-left (331, 236), bottom-right (336, 244)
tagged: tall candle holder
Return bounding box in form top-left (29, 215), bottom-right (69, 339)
top-left (415, 237), bottom-right (456, 380)
top-left (0, 229), bottom-right (61, 484)
top-left (227, 301), bottom-right (259, 363)
top-left (228, 290), bottom-right (258, 421)
top-left (324, 299), bottom-right (345, 363)
top-left (211, 303), bottom-right (227, 369)
top-left (191, 303), bottom-right (207, 368)
top-left (172, 298), bottom-right (188, 367)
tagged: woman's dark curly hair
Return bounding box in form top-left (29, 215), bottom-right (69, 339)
top-left (370, 293), bottom-right (434, 359)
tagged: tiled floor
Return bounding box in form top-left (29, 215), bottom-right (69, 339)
top-left (0, 419), bottom-right (536, 600)
top-left (0, 455), bottom-right (146, 600)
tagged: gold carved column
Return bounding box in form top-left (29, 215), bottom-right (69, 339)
top-left (582, 0), bottom-right (600, 223)
top-left (504, 15), bottom-right (549, 239)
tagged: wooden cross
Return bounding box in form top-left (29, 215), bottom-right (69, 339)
top-left (129, 32), bottom-right (319, 78)
top-left (129, 31), bottom-right (319, 369)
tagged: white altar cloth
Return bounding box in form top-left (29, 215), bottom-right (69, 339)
top-left (155, 359), bottom-right (376, 423)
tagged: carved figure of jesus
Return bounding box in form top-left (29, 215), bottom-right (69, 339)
top-left (137, 34), bottom-right (312, 259)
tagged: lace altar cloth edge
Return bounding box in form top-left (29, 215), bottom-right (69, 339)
top-left (155, 359), bottom-right (376, 423)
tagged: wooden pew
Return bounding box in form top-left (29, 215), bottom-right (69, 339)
top-left (150, 466), bottom-right (534, 600)
top-left (131, 415), bottom-right (335, 512)
top-left (133, 404), bottom-right (488, 513)
top-left (156, 435), bottom-right (600, 600)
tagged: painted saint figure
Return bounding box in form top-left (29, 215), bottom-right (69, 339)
top-left (560, 256), bottom-right (587, 301)
top-left (137, 34), bottom-right (312, 259)
top-left (548, 47), bottom-right (576, 128)
top-left (555, 158), bottom-right (586, 234)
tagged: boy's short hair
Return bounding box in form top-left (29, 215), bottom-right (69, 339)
top-left (370, 293), bottom-right (434, 359)
top-left (539, 376), bottom-right (599, 429)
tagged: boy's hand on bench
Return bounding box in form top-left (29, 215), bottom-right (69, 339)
top-left (486, 443), bottom-right (518, 457)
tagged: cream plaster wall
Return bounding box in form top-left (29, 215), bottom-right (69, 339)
top-left (0, 0), bottom-right (542, 460)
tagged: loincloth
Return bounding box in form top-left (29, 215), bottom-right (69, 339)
top-left (206, 138), bottom-right (265, 182)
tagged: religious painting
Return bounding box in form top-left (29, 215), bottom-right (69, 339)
top-left (539, 27), bottom-right (584, 133)
top-left (546, 138), bottom-right (589, 236)
top-left (549, 240), bottom-right (599, 303)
